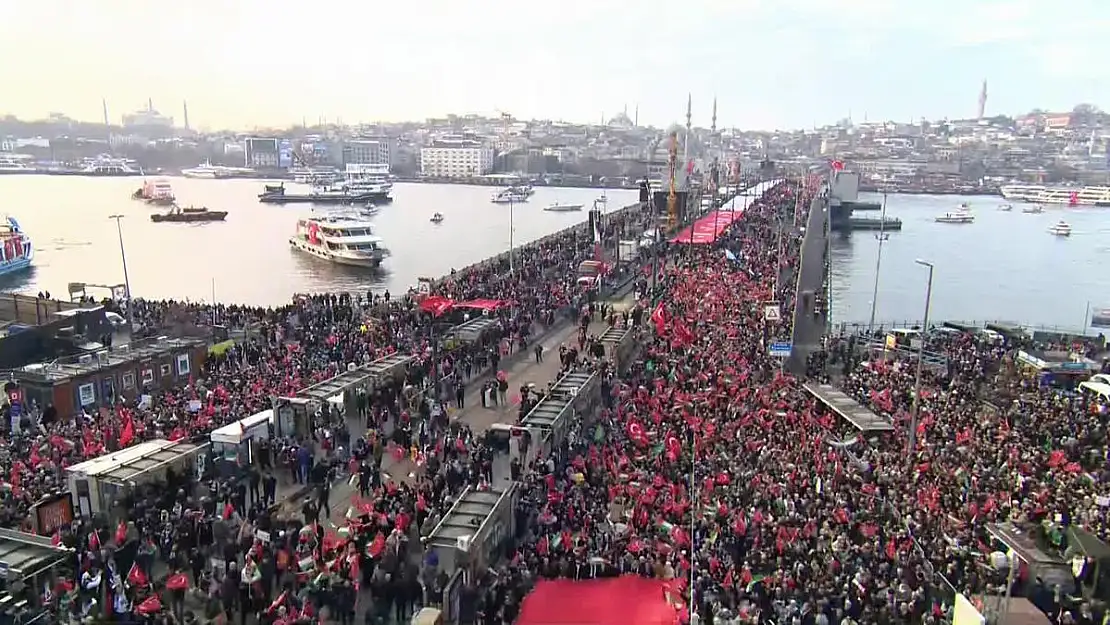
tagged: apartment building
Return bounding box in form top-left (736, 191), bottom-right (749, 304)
top-left (420, 141), bottom-right (494, 177)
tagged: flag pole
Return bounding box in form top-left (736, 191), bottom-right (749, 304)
top-left (688, 427), bottom-right (697, 622)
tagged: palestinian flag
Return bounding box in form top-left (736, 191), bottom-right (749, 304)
top-left (746, 574), bottom-right (768, 592)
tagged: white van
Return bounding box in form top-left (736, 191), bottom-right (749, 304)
top-left (1078, 381), bottom-right (1110, 402)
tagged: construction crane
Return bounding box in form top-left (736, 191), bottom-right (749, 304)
top-left (666, 131), bottom-right (679, 229)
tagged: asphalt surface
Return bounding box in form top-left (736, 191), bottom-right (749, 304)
top-left (787, 194), bottom-right (830, 374)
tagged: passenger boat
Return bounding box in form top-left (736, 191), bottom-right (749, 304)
top-left (491, 187), bottom-right (531, 204)
top-left (69, 156), bottom-right (143, 176)
top-left (181, 161), bottom-right (253, 179)
top-left (1022, 204), bottom-right (1044, 214)
top-left (291, 167), bottom-right (343, 186)
top-left (343, 164), bottom-right (393, 197)
top-left (544, 202), bottom-right (584, 212)
top-left (430, 212), bottom-right (445, 223)
top-left (0, 217), bottom-right (33, 276)
top-left (0, 154), bottom-right (36, 174)
top-left (1047, 220), bottom-right (1072, 237)
top-left (151, 205), bottom-right (228, 223)
top-left (258, 182), bottom-right (389, 205)
top-left (131, 179), bottom-right (175, 205)
top-left (289, 215), bottom-right (390, 267)
top-left (935, 206), bottom-right (974, 224)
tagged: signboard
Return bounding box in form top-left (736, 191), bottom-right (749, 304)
top-left (34, 493), bottom-right (74, 536)
top-left (768, 342), bottom-right (792, 357)
top-left (763, 304), bottom-right (781, 322)
top-left (278, 139), bottom-right (294, 169)
top-left (884, 334), bottom-right (897, 350)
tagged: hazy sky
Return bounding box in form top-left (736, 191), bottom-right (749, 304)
top-left (2, 0), bottom-right (1108, 131)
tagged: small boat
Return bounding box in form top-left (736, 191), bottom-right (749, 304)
top-left (491, 187), bottom-right (530, 204)
top-left (430, 212), bottom-right (445, 223)
top-left (151, 205), bottom-right (227, 223)
top-left (358, 204), bottom-right (380, 218)
top-left (544, 203), bottom-right (584, 212)
top-left (998, 203), bottom-right (1012, 211)
top-left (1047, 220), bottom-right (1072, 236)
top-left (935, 207), bottom-right (974, 224)
top-left (1022, 204), bottom-right (1044, 214)
top-left (959, 202), bottom-right (971, 209)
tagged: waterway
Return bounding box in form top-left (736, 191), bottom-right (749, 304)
top-left (829, 193), bottom-right (1110, 332)
top-left (0, 177), bottom-right (637, 305)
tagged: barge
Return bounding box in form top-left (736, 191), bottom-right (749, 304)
top-left (258, 183), bottom-right (392, 205)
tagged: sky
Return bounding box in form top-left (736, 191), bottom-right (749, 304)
top-left (2, 0), bottom-right (1109, 131)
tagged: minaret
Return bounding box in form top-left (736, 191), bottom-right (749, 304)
top-left (978, 79), bottom-right (988, 119)
top-left (148, 97), bottom-right (154, 112)
top-left (683, 93), bottom-right (692, 182)
top-left (182, 100), bottom-right (190, 131)
top-left (634, 104), bottom-right (639, 127)
top-left (101, 98), bottom-right (110, 126)
top-left (711, 96), bottom-right (717, 135)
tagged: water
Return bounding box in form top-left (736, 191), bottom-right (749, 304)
top-left (830, 193), bottom-right (1110, 332)
top-left (0, 176), bottom-right (635, 305)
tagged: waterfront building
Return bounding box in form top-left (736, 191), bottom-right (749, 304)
top-left (420, 141), bottom-right (494, 178)
top-left (342, 138), bottom-right (391, 167)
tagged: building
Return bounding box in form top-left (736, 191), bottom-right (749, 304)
top-left (342, 138), bottom-right (391, 167)
top-left (122, 100), bottom-right (174, 129)
top-left (244, 137), bottom-right (280, 168)
top-left (420, 143), bottom-right (495, 178)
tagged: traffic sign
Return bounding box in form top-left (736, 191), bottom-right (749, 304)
top-left (768, 341), bottom-right (792, 357)
top-left (763, 304), bottom-right (781, 322)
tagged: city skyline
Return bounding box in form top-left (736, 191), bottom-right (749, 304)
top-left (3, 0), bottom-right (1109, 131)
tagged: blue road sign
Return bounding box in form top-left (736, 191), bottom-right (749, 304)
top-left (769, 341), bottom-right (793, 357)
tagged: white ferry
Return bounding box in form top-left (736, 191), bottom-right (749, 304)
top-left (182, 160), bottom-right (254, 179)
top-left (289, 215), bottom-right (390, 268)
top-left (491, 186), bottom-right (531, 204)
top-left (1002, 184), bottom-right (1110, 206)
top-left (0, 154), bottom-right (36, 174)
top-left (291, 167), bottom-right (342, 185)
top-left (343, 164), bottom-right (393, 195)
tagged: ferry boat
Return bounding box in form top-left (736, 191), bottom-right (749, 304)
top-left (544, 202), bottom-right (584, 212)
top-left (1047, 220), bottom-right (1072, 237)
top-left (291, 167), bottom-right (342, 186)
top-left (131, 179), bottom-right (175, 205)
top-left (289, 215), bottom-right (390, 267)
top-left (72, 156), bottom-right (143, 176)
top-left (1003, 184), bottom-right (1110, 206)
top-left (181, 161), bottom-right (253, 179)
top-left (343, 164), bottom-right (393, 197)
top-left (935, 206), bottom-right (974, 224)
top-left (258, 183), bottom-right (389, 205)
top-left (0, 154), bottom-right (36, 174)
top-left (1022, 204), bottom-right (1045, 214)
top-left (999, 184), bottom-right (1047, 202)
top-left (491, 187), bottom-right (531, 204)
top-left (0, 217), bottom-right (33, 276)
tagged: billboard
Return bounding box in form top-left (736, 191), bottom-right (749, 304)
top-left (278, 139), bottom-right (293, 168)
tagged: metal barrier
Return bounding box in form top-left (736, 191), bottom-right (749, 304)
top-left (597, 324), bottom-right (637, 370)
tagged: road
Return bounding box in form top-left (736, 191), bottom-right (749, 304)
top-left (787, 194), bottom-right (830, 374)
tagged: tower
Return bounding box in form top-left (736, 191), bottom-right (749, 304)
top-left (683, 93), bottom-right (692, 187)
top-left (977, 79), bottom-right (988, 119)
top-left (711, 96), bottom-right (717, 135)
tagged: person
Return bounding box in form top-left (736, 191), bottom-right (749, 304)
top-left (534, 343), bottom-right (544, 363)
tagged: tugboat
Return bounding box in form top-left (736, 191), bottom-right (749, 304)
top-left (430, 212), bottom-right (445, 223)
top-left (150, 205), bottom-right (228, 223)
top-left (132, 179), bottom-right (176, 205)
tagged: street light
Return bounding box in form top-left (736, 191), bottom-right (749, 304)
top-left (907, 258), bottom-right (934, 457)
top-left (866, 192), bottom-right (889, 337)
top-left (107, 215), bottom-right (134, 333)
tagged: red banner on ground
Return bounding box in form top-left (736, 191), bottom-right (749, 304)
top-left (670, 210), bottom-right (742, 245)
top-left (516, 576), bottom-right (679, 625)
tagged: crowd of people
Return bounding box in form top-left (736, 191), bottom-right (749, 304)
top-left (12, 173), bottom-right (1109, 625)
top-left (1, 203), bottom-right (651, 623)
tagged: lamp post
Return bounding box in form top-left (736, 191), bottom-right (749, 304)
top-left (107, 215), bottom-right (134, 334)
top-left (866, 192), bottom-right (889, 337)
top-left (508, 196), bottom-right (515, 276)
top-left (907, 259), bottom-right (934, 458)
